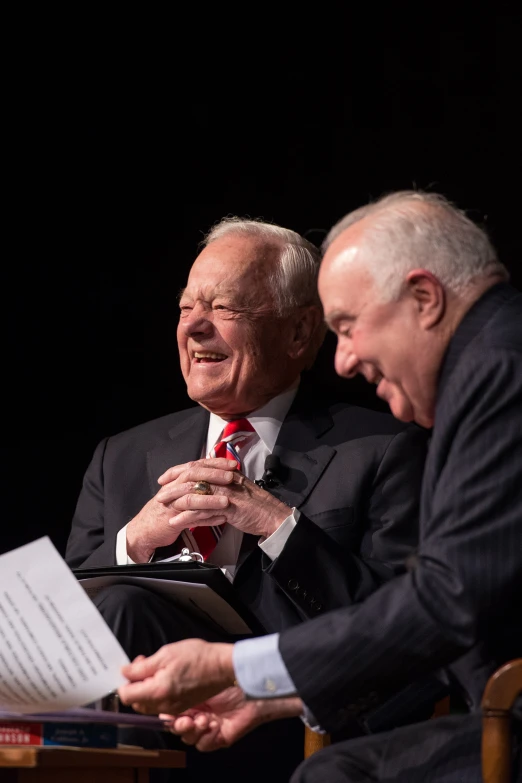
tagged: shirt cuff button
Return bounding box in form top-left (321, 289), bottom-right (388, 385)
top-left (265, 679), bottom-right (277, 693)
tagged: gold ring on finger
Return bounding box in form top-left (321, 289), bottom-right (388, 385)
top-left (192, 480), bottom-right (212, 495)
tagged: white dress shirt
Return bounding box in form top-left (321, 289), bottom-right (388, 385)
top-left (116, 383), bottom-right (301, 573)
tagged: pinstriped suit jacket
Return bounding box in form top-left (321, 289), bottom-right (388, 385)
top-left (280, 283), bottom-right (522, 732)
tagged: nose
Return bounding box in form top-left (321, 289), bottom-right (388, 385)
top-left (335, 343), bottom-right (360, 379)
top-left (179, 302), bottom-right (213, 337)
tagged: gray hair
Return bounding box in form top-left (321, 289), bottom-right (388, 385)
top-left (203, 217), bottom-right (322, 316)
top-left (323, 190), bottom-right (509, 301)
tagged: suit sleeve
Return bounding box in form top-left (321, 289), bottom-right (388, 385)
top-left (65, 438), bottom-right (120, 569)
top-left (278, 350), bottom-right (522, 732)
top-left (263, 424), bottom-right (428, 620)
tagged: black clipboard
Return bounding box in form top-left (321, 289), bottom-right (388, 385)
top-left (72, 561), bottom-right (266, 636)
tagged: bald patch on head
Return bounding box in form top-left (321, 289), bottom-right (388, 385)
top-left (321, 216), bottom-right (373, 280)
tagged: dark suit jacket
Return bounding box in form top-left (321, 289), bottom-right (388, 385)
top-left (279, 283), bottom-right (522, 732)
top-left (66, 384), bottom-right (428, 633)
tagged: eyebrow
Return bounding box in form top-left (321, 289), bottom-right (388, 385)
top-left (324, 311), bottom-right (356, 327)
top-left (178, 285), bottom-right (244, 303)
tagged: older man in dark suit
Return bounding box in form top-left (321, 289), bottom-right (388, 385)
top-left (118, 193), bottom-right (521, 783)
top-left (67, 217), bottom-right (427, 782)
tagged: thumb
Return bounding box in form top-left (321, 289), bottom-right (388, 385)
top-left (121, 651), bottom-right (162, 681)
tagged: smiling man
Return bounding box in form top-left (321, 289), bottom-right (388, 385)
top-left (66, 216), bottom-right (428, 782)
top-left (117, 194), bottom-right (522, 783)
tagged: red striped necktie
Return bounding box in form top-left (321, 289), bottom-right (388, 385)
top-left (184, 418), bottom-right (255, 560)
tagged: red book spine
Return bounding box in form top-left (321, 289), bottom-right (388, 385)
top-left (0, 722), bottom-right (43, 745)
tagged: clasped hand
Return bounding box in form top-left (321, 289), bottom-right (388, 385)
top-left (156, 457), bottom-right (291, 539)
top-left (126, 458), bottom-right (240, 562)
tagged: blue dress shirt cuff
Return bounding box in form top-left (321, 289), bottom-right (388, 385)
top-left (233, 633), bottom-right (298, 698)
top-left (233, 633), bottom-right (326, 731)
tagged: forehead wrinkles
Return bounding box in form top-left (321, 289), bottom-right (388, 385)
top-left (180, 281), bottom-right (238, 302)
top-left (183, 256), bottom-right (279, 310)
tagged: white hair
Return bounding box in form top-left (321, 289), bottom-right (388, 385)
top-left (203, 217), bottom-right (322, 316)
top-left (323, 191), bottom-right (509, 301)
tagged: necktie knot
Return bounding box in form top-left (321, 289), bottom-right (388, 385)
top-left (212, 418), bottom-right (255, 468)
top-left (221, 418), bottom-right (255, 442)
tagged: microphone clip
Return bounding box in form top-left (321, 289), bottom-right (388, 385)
top-left (254, 476), bottom-right (279, 489)
top-left (255, 454), bottom-right (282, 490)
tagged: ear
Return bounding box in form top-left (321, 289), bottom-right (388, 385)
top-left (287, 305), bottom-right (324, 360)
top-left (405, 269), bottom-right (446, 329)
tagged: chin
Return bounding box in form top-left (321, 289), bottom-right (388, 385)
top-left (414, 411), bottom-right (435, 429)
top-left (389, 398), bottom-right (415, 424)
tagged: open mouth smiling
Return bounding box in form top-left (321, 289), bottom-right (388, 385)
top-left (193, 351), bottom-right (228, 363)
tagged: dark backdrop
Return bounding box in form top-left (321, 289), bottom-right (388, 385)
top-left (4, 9), bottom-right (521, 557)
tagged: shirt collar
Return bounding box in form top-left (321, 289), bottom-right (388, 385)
top-left (206, 380), bottom-right (300, 455)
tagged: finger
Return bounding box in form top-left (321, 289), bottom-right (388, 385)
top-left (179, 718), bottom-right (214, 747)
top-left (181, 725), bottom-right (209, 746)
top-left (168, 715), bottom-right (196, 735)
top-left (156, 469), bottom-right (237, 502)
top-left (130, 700), bottom-right (156, 715)
top-left (158, 713), bottom-right (176, 722)
top-left (176, 713), bottom-right (211, 746)
top-left (168, 509), bottom-right (225, 522)
top-left (158, 459), bottom-right (237, 485)
top-left (156, 481), bottom-right (216, 507)
top-left (120, 650), bottom-right (165, 683)
top-left (168, 513), bottom-right (226, 532)
top-left (196, 723), bottom-right (225, 752)
top-left (119, 678), bottom-right (160, 703)
top-left (173, 494), bottom-right (229, 512)
top-left (176, 466), bottom-right (237, 487)
top-left (157, 462), bottom-right (196, 485)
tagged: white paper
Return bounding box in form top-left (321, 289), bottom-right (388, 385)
top-left (79, 574), bottom-right (252, 635)
top-left (0, 537), bottom-right (129, 713)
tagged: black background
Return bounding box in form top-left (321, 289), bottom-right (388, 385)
top-left (4, 8), bottom-right (521, 557)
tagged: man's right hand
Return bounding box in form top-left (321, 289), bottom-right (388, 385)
top-left (126, 458), bottom-right (236, 562)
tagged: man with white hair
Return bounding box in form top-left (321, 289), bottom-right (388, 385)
top-left (67, 216), bottom-right (428, 782)
top-left (118, 193), bottom-right (522, 782)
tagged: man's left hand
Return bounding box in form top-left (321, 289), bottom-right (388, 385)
top-left (157, 459), bottom-right (291, 539)
top-left (160, 687), bottom-right (304, 752)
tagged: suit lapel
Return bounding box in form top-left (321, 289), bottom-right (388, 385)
top-left (236, 394), bottom-right (336, 576)
top-left (146, 407), bottom-right (209, 496)
top-left (270, 397), bottom-right (336, 508)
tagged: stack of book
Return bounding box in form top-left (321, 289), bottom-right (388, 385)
top-left (0, 708), bottom-right (166, 749)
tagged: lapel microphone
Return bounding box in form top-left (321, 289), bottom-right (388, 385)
top-left (254, 454), bottom-right (281, 489)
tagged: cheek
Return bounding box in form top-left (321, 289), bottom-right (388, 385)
top-left (177, 327), bottom-right (189, 369)
top-left (177, 322), bottom-right (187, 347)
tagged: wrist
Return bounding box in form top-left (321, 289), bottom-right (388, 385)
top-left (264, 504), bottom-right (292, 539)
top-left (213, 643), bottom-right (237, 691)
top-left (126, 522), bottom-right (155, 564)
top-left (254, 696), bottom-right (304, 722)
